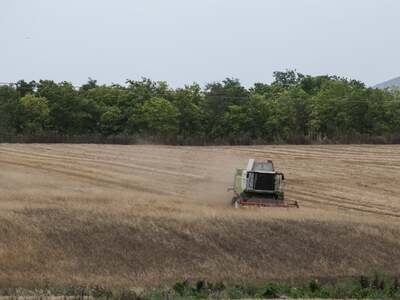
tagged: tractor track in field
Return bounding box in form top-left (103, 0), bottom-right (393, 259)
top-left (0, 157), bottom-right (176, 197)
top-left (1, 144), bottom-right (400, 215)
top-left (0, 148), bottom-right (205, 180)
top-left (293, 189), bottom-right (400, 215)
top-left (293, 191), bottom-right (400, 218)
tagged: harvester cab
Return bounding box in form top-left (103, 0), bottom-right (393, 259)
top-left (231, 159), bottom-right (299, 208)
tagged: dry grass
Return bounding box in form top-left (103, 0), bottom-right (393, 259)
top-left (0, 144), bottom-right (399, 288)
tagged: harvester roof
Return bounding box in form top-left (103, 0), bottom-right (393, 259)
top-left (246, 159), bottom-right (275, 173)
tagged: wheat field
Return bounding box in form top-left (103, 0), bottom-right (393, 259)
top-left (0, 144), bottom-right (399, 288)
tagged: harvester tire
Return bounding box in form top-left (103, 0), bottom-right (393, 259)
top-left (231, 196), bottom-right (239, 207)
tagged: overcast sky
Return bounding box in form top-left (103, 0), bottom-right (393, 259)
top-left (1, 0), bottom-right (399, 87)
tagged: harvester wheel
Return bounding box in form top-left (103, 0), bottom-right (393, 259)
top-left (231, 196), bottom-right (240, 207)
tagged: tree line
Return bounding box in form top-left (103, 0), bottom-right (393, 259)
top-left (1, 71), bottom-right (399, 144)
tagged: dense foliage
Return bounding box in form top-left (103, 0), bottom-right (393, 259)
top-left (0, 274), bottom-right (399, 299)
top-left (1, 71), bottom-right (399, 144)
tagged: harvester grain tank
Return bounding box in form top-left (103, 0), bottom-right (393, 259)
top-left (231, 159), bottom-right (299, 208)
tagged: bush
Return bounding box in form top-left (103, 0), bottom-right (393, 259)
top-left (260, 283), bottom-right (280, 298)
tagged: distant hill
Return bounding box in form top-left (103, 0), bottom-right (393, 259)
top-left (374, 76), bottom-right (400, 89)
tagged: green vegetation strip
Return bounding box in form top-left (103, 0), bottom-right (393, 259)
top-left (1, 71), bottom-right (400, 144)
top-left (1, 274), bottom-right (399, 299)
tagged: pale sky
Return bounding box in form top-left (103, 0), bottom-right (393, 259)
top-left (1, 0), bottom-right (399, 87)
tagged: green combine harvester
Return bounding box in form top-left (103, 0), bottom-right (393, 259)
top-left (231, 159), bottom-right (299, 208)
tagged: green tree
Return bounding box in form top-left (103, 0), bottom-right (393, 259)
top-left (387, 91), bottom-right (400, 134)
top-left (272, 70), bottom-right (304, 88)
top-left (100, 106), bottom-right (123, 135)
top-left (126, 78), bottom-right (173, 103)
top-left (18, 94), bottom-right (49, 133)
top-left (362, 88), bottom-right (392, 135)
top-left (204, 78), bottom-right (249, 138)
top-left (16, 80), bottom-right (36, 97)
top-left (275, 87), bottom-right (311, 139)
top-left (75, 98), bottom-right (101, 134)
top-left (250, 82), bottom-right (284, 99)
top-left (137, 97), bottom-right (180, 136)
top-left (173, 84), bottom-right (204, 139)
top-left (37, 81), bottom-right (80, 133)
top-left (309, 80), bottom-right (355, 139)
top-left (38, 80), bottom-right (101, 134)
top-left (222, 105), bottom-right (250, 138)
top-left (0, 85), bottom-right (20, 134)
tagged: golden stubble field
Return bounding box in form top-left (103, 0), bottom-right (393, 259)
top-left (0, 144), bottom-right (399, 288)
